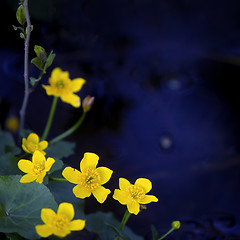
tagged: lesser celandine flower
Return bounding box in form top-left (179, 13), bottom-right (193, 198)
top-left (22, 133), bottom-right (48, 155)
top-left (62, 152), bottom-right (113, 203)
top-left (113, 178), bottom-right (158, 215)
top-left (36, 202), bottom-right (86, 238)
top-left (18, 150), bottom-right (55, 183)
top-left (5, 115), bottom-right (19, 132)
top-left (42, 67), bottom-right (86, 107)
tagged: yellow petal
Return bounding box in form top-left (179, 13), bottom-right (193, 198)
top-left (80, 152), bottom-right (99, 172)
top-left (97, 167), bottom-right (113, 185)
top-left (22, 138), bottom-right (30, 153)
top-left (62, 167), bottom-right (81, 184)
top-left (41, 208), bottom-right (56, 224)
top-left (72, 185), bottom-right (91, 199)
top-left (38, 140), bottom-right (48, 151)
top-left (57, 202), bottom-right (75, 221)
top-left (36, 171), bottom-right (46, 184)
top-left (42, 85), bottom-right (57, 96)
top-left (119, 178), bottom-right (131, 190)
top-left (52, 228), bottom-right (71, 238)
top-left (71, 78), bottom-right (86, 92)
top-left (60, 93), bottom-right (81, 108)
top-left (113, 189), bottom-right (128, 205)
top-left (18, 160), bottom-right (33, 173)
top-left (139, 195), bottom-right (158, 204)
top-left (127, 201), bottom-right (140, 215)
top-left (135, 178), bottom-right (152, 193)
top-left (51, 67), bottom-right (69, 81)
top-left (32, 150), bottom-right (46, 165)
top-left (28, 133), bottom-right (39, 143)
top-left (45, 157), bottom-right (55, 172)
top-left (35, 224), bottom-right (53, 238)
top-left (20, 173), bottom-right (37, 183)
top-left (92, 186), bottom-right (111, 203)
top-left (69, 219), bottom-right (86, 231)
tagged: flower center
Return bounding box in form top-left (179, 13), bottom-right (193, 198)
top-left (51, 214), bottom-right (69, 230)
top-left (81, 168), bottom-right (101, 191)
top-left (27, 141), bottom-right (38, 153)
top-left (56, 80), bottom-right (65, 89)
top-left (32, 163), bottom-right (44, 175)
top-left (126, 185), bottom-right (145, 202)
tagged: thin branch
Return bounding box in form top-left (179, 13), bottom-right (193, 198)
top-left (19, 0), bottom-right (32, 137)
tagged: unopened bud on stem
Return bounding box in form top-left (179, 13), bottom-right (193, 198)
top-left (82, 96), bottom-right (95, 112)
top-left (171, 221), bottom-right (181, 230)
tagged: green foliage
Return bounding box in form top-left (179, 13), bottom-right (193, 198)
top-left (0, 130), bottom-right (21, 176)
top-left (16, 5), bottom-right (26, 26)
top-left (47, 181), bottom-right (85, 219)
top-left (86, 212), bottom-right (144, 240)
top-left (30, 45), bottom-right (56, 86)
top-left (46, 140), bottom-right (76, 159)
top-left (151, 225), bottom-right (159, 240)
top-left (0, 175), bottom-right (58, 239)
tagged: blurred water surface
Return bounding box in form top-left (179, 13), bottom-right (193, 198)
top-left (1, 0), bottom-right (240, 239)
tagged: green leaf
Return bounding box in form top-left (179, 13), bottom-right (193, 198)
top-left (48, 158), bottom-right (63, 174)
top-left (33, 45), bottom-right (47, 60)
top-left (16, 5), bottom-right (26, 26)
top-left (19, 32), bottom-right (25, 39)
top-left (47, 180), bottom-right (85, 219)
top-left (0, 130), bottom-right (19, 155)
top-left (0, 175), bottom-right (58, 239)
top-left (30, 76), bottom-right (41, 86)
top-left (46, 140), bottom-right (76, 159)
top-left (6, 233), bottom-right (24, 240)
top-left (0, 153), bottom-right (21, 175)
top-left (86, 212), bottom-right (144, 240)
top-left (31, 57), bottom-right (43, 71)
top-left (151, 225), bottom-right (159, 240)
top-left (43, 50), bottom-right (55, 72)
top-left (12, 25), bottom-right (21, 31)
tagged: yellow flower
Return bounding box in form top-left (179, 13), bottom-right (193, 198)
top-left (113, 178), bottom-right (158, 215)
top-left (22, 133), bottom-right (48, 155)
top-left (62, 152), bottom-right (113, 203)
top-left (18, 150), bottom-right (55, 183)
top-left (42, 67), bottom-right (86, 107)
top-left (35, 202), bottom-right (86, 238)
top-left (5, 115), bottom-right (19, 132)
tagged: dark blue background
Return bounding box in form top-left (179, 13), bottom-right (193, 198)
top-left (1, 0), bottom-right (240, 239)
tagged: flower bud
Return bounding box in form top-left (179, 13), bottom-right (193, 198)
top-left (82, 96), bottom-right (95, 112)
top-left (5, 116), bottom-right (19, 132)
top-left (171, 221), bottom-right (181, 230)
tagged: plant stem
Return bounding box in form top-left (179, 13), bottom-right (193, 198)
top-left (114, 209), bottom-right (131, 240)
top-left (158, 228), bottom-right (174, 240)
top-left (42, 96), bottom-right (58, 140)
top-left (48, 176), bottom-right (68, 182)
top-left (19, 0), bottom-right (31, 138)
top-left (49, 111), bottom-right (87, 144)
top-left (120, 210), bottom-right (131, 231)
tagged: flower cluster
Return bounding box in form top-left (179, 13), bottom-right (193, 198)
top-left (15, 69), bottom-right (160, 239)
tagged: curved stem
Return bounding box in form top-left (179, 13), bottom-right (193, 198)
top-left (42, 96), bottom-right (58, 140)
top-left (114, 209), bottom-right (131, 240)
top-left (19, 0), bottom-right (31, 138)
top-left (158, 228), bottom-right (174, 240)
top-left (49, 111), bottom-right (87, 144)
